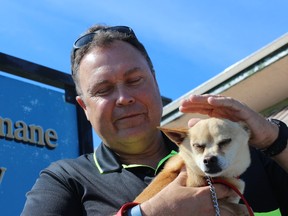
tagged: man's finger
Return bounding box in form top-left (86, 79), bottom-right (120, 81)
top-left (213, 184), bottom-right (237, 199)
top-left (187, 118), bottom-right (202, 128)
top-left (173, 168), bottom-right (188, 186)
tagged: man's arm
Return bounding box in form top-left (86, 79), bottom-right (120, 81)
top-left (21, 166), bottom-right (81, 216)
top-left (273, 146), bottom-right (288, 172)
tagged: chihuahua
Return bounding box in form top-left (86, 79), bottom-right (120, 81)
top-left (135, 118), bottom-right (252, 215)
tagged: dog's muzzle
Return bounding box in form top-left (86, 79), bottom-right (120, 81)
top-left (203, 156), bottom-right (222, 174)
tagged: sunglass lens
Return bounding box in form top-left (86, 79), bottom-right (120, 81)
top-left (74, 33), bottom-right (95, 49)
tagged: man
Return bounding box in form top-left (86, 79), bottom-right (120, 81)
top-left (21, 25), bottom-right (288, 215)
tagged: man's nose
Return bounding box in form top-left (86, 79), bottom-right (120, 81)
top-left (115, 87), bottom-right (135, 106)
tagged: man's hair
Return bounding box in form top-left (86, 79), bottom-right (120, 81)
top-left (71, 24), bottom-right (155, 95)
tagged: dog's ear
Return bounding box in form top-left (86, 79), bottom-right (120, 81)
top-left (238, 121), bottom-right (251, 136)
top-left (158, 127), bottom-right (188, 145)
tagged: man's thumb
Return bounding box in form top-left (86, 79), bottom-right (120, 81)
top-left (174, 167), bottom-right (188, 186)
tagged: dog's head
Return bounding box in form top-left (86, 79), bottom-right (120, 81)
top-left (159, 118), bottom-right (251, 178)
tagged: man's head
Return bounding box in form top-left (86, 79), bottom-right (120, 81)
top-left (71, 25), bottom-right (155, 96)
top-left (71, 25), bottom-right (163, 154)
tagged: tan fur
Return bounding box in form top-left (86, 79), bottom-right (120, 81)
top-left (135, 118), bottom-right (251, 215)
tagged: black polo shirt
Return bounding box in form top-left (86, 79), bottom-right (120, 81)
top-left (21, 135), bottom-right (178, 216)
top-left (21, 135), bottom-right (287, 216)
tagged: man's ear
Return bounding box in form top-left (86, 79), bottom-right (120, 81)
top-left (76, 96), bottom-right (86, 109)
top-left (158, 127), bottom-right (188, 146)
top-left (76, 96), bottom-right (89, 121)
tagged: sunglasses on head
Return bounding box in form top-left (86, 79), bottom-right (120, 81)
top-left (72, 26), bottom-right (136, 54)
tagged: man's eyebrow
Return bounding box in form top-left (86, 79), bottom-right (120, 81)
top-left (123, 67), bottom-right (143, 76)
top-left (86, 67), bottom-right (144, 93)
top-left (87, 79), bottom-right (109, 94)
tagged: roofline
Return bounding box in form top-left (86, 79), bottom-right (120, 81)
top-left (162, 33), bottom-right (288, 125)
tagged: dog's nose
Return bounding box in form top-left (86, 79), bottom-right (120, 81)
top-left (203, 156), bottom-right (218, 166)
top-left (203, 156), bottom-right (222, 174)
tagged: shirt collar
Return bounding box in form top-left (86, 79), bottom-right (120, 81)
top-left (93, 133), bottom-right (178, 174)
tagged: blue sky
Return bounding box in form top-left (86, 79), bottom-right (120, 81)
top-left (2, 0), bottom-right (288, 100)
top-left (1, 0), bottom-right (288, 146)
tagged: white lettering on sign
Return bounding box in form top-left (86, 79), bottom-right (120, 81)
top-left (0, 116), bottom-right (58, 149)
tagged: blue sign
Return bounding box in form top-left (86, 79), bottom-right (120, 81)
top-left (0, 72), bottom-right (79, 215)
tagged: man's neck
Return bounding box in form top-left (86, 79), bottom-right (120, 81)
top-left (119, 133), bottom-right (169, 169)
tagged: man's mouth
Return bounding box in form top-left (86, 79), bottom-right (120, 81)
top-left (116, 113), bottom-right (142, 121)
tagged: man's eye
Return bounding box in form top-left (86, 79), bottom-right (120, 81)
top-left (95, 86), bottom-right (113, 96)
top-left (127, 77), bottom-right (143, 85)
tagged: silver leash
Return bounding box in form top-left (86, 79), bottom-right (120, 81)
top-left (205, 176), bottom-right (221, 216)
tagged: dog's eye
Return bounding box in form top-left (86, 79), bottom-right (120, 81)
top-left (193, 143), bottom-right (205, 152)
top-left (218, 138), bottom-right (231, 148)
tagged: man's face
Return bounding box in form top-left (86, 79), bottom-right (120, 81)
top-left (76, 41), bottom-right (163, 154)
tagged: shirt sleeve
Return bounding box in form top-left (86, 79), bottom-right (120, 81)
top-left (21, 162), bottom-right (82, 216)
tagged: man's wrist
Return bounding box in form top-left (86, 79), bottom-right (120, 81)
top-left (260, 119), bottom-right (288, 157)
top-left (116, 202), bottom-right (140, 216)
top-left (127, 204), bottom-right (142, 216)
